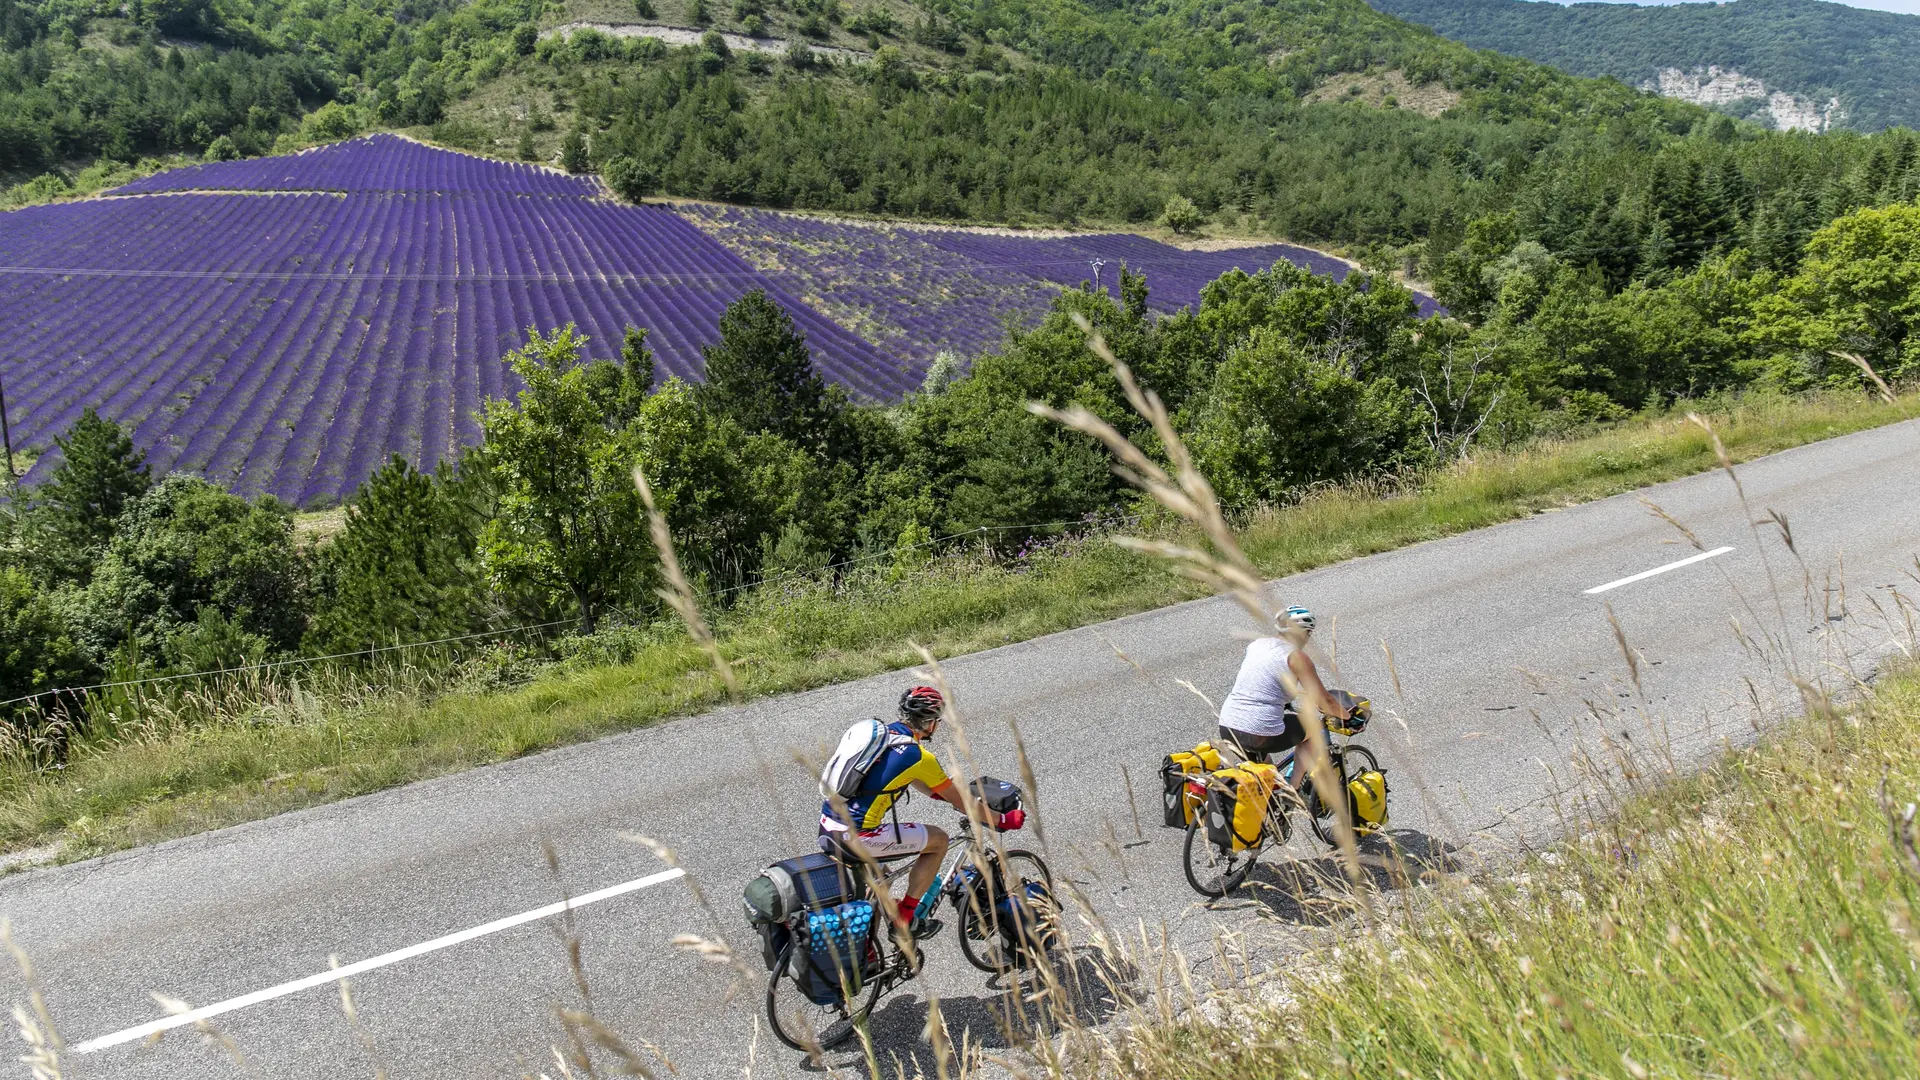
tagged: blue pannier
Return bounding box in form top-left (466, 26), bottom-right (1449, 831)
top-left (794, 900), bottom-right (879, 1004)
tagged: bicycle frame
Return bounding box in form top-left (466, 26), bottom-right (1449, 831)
top-left (1183, 738), bottom-right (1366, 850)
top-left (856, 815), bottom-right (989, 917)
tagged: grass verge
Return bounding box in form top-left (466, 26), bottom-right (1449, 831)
top-left (1112, 662), bottom-right (1920, 1079)
top-left (3, 390), bottom-right (1916, 863)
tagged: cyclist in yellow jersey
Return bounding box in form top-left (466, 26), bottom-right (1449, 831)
top-left (819, 686), bottom-right (1024, 937)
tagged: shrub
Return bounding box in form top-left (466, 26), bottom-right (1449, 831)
top-left (603, 155), bottom-right (655, 199)
top-left (1160, 193), bottom-right (1205, 235)
top-left (68, 475), bottom-right (306, 669)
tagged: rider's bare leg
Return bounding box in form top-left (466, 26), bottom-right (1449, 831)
top-left (905, 825), bottom-right (949, 901)
top-left (1289, 740), bottom-right (1330, 789)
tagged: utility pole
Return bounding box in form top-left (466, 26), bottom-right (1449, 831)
top-left (0, 368), bottom-right (14, 483)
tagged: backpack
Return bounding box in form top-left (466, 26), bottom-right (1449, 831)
top-left (820, 719), bottom-right (908, 801)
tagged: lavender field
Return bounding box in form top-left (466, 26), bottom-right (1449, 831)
top-left (0, 136), bottom-right (1420, 507)
top-left (681, 205), bottom-right (1437, 366)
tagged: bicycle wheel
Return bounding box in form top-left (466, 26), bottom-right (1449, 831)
top-left (1308, 746), bottom-right (1381, 849)
top-left (956, 848), bottom-right (1061, 973)
top-left (1183, 821), bottom-right (1257, 897)
top-left (765, 940), bottom-right (885, 1053)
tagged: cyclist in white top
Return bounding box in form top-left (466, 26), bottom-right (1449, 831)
top-left (1217, 605), bottom-right (1350, 776)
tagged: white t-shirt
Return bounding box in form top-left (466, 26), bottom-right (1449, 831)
top-left (1218, 636), bottom-right (1299, 737)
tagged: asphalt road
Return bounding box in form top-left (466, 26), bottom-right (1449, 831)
top-left (4, 418), bottom-right (1917, 1080)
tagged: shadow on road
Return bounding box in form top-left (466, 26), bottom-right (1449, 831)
top-left (793, 945), bottom-right (1140, 1075)
top-left (1238, 827), bottom-right (1462, 924)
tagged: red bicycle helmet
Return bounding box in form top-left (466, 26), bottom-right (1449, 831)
top-left (898, 685), bottom-right (945, 729)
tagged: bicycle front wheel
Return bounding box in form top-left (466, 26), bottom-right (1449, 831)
top-left (956, 848), bottom-right (1061, 973)
top-left (1309, 746), bottom-right (1381, 849)
top-left (1183, 822), bottom-right (1257, 897)
top-left (765, 941), bottom-right (884, 1053)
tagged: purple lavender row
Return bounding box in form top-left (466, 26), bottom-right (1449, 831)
top-left (111, 135), bottom-right (600, 197)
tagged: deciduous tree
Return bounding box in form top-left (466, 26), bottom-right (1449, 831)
top-left (479, 326), bottom-right (649, 633)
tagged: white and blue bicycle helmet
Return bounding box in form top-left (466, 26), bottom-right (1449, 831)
top-left (1280, 605), bottom-right (1315, 634)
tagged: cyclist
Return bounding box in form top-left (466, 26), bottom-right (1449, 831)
top-left (1217, 605), bottom-right (1350, 781)
top-left (819, 685), bottom-right (1025, 938)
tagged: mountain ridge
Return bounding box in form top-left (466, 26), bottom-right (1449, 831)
top-left (1368, 0), bottom-right (1920, 131)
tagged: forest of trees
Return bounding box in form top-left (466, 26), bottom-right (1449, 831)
top-left (1370, 0), bottom-right (1920, 133)
top-left (4, 183), bottom-right (1917, 715)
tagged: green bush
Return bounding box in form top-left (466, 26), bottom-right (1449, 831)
top-left (69, 476), bottom-right (305, 670)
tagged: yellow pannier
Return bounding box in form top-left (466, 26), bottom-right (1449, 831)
top-left (1348, 770), bottom-right (1389, 833)
top-left (1159, 741), bottom-right (1223, 828)
top-left (1205, 762), bottom-right (1281, 851)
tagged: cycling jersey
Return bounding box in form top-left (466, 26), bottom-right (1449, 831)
top-left (819, 721), bottom-right (950, 833)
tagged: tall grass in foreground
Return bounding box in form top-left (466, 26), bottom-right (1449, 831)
top-left (1, 389), bottom-right (1914, 861)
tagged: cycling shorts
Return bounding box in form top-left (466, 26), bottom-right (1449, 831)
top-left (1217, 718), bottom-right (1303, 765)
top-left (818, 820), bottom-right (931, 859)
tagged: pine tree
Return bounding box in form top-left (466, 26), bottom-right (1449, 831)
top-left (560, 129), bottom-right (589, 174)
top-left (699, 290), bottom-right (838, 452)
top-left (26, 407), bottom-right (151, 585)
top-left (621, 325), bottom-right (657, 398)
top-left (308, 456), bottom-right (487, 653)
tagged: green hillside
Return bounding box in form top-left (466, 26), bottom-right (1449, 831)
top-left (1368, 0), bottom-right (1920, 132)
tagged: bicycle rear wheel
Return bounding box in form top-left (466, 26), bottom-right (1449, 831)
top-left (1183, 822), bottom-right (1257, 896)
top-left (765, 941), bottom-right (885, 1053)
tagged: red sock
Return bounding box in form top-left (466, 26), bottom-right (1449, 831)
top-left (897, 895), bottom-right (920, 924)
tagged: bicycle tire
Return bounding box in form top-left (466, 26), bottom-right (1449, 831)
top-left (956, 848), bottom-right (1060, 973)
top-left (1309, 745), bottom-right (1382, 849)
top-left (765, 940), bottom-right (885, 1053)
top-left (1183, 821), bottom-right (1257, 896)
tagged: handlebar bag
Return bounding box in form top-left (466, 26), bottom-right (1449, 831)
top-left (968, 775), bottom-right (1022, 815)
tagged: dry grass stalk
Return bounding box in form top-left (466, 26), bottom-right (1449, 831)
top-left (331, 960), bottom-right (392, 1080)
top-left (1832, 351), bottom-right (1897, 404)
top-left (556, 1009), bottom-right (668, 1079)
top-left (150, 992), bottom-right (260, 1077)
top-left (1882, 775), bottom-right (1920, 882)
top-left (634, 467), bottom-right (737, 696)
top-left (2, 920), bottom-right (62, 1080)
top-left (1639, 497), bottom-right (1703, 551)
top-left (621, 833), bottom-right (754, 1002)
top-left (1027, 315), bottom-right (1365, 886)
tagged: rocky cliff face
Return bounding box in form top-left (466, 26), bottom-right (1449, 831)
top-left (1646, 66), bottom-right (1846, 132)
